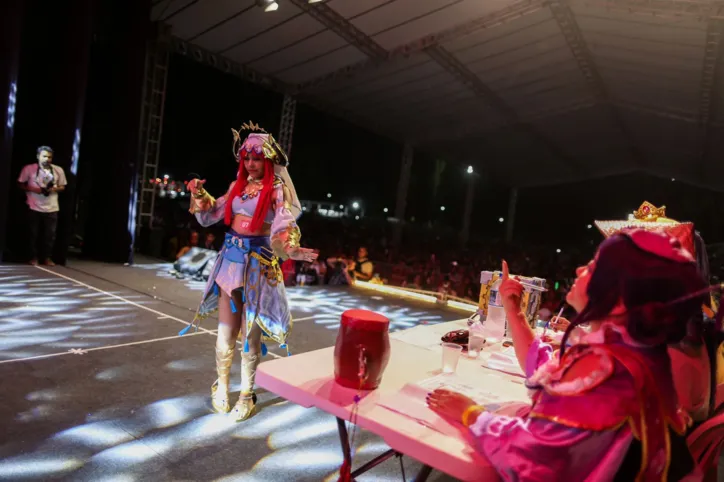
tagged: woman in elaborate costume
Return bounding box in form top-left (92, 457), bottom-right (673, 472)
top-left (428, 229), bottom-right (707, 480)
top-left (184, 122), bottom-right (317, 421)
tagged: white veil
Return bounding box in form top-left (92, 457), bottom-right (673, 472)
top-left (274, 164), bottom-right (302, 220)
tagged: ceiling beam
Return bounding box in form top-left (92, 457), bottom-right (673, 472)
top-left (294, 0), bottom-right (546, 92)
top-left (424, 45), bottom-right (586, 173)
top-left (569, 0), bottom-right (724, 19)
top-left (287, 0), bottom-right (387, 59)
top-left (549, 0), bottom-right (648, 168)
top-left (698, 19), bottom-right (724, 179)
top-left (169, 37), bottom-right (402, 141)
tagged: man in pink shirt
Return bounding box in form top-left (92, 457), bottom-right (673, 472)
top-left (17, 146), bottom-right (67, 266)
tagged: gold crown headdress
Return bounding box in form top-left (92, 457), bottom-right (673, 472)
top-left (231, 120), bottom-right (289, 167)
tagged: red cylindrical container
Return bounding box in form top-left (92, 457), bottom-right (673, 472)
top-left (334, 309), bottom-right (390, 390)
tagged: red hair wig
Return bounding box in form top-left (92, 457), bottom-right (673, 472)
top-left (224, 153), bottom-right (275, 233)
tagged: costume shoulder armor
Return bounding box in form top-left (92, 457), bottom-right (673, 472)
top-left (273, 175), bottom-right (283, 187)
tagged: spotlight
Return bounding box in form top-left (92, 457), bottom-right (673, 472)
top-left (383, 208), bottom-right (389, 213)
top-left (339, 204), bottom-right (344, 209)
top-left (587, 224), bottom-right (592, 229)
top-left (352, 202), bottom-right (360, 210)
top-left (440, 206), bottom-right (446, 211)
top-left (355, 215), bottom-right (360, 220)
top-left (467, 166), bottom-right (473, 174)
top-left (556, 249), bottom-right (562, 254)
top-left (327, 193), bottom-right (332, 198)
top-left (498, 217), bottom-right (504, 223)
top-left (256, 0), bottom-right (278, 12)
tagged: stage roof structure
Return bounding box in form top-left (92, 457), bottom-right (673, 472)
top-left (153, 0), bottom-right (724, 189)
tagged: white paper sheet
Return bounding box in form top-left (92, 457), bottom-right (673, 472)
top-left (377, 372), bottom-right (509, 436)
top-left (481, 346), bottom-right (525, 377)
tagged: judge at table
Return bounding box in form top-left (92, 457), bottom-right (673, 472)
top-left (427, 230), bottom-right (703, 480)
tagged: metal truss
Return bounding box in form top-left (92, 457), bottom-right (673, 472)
top-left (392, 142), bottom-right (413, 247)
top-left (170, 36), bottom-right (399, 141)
top-left (136, 23), bottom-right (171, 234)
top-left (288, 0), bottom-right (386, 59)
top-left (295, 0), bottom-right (546, 92)
top-left (171, 37), bottom-right (289, 94)
top-left (571, 0), bottom-right (724, 19)
top-left (425, 45), bottom-right (585, 172)
top-left (278, 94), bottom-right (297, 158)
top-left (549, 0), bottom-right (647, 167)
top-left (698, 19), bottom-right (724, 175)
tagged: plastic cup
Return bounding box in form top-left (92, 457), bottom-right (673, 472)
top-left (441, 343), bottom-right (463, 373)
top-left (467, 334), bottom-right (485, 359)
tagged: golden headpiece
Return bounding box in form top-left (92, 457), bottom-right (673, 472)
top-left (231, 120), bottom-right (289, 167)
top-left (595, 201), bottom-right (695, 257)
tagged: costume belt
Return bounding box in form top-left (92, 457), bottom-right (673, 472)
top-left (222, 232), bottom-right (271, 263)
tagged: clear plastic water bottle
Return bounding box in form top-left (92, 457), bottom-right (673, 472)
top-left (485, 276), bottom-right (507, 342)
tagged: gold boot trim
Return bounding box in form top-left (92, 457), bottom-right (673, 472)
top-left (232, 352), bottom-right (260, 422)
top-left (212, 346), bottom-right (234, 414)
top-left (231, 392), bottom-right (257, 422)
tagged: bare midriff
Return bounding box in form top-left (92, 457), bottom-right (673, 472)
top-left (230, 214), bottom-right (271, 237)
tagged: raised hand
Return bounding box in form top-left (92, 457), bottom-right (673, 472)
top-left (187, 179), bottom-right (211, 213)
top-left (288, 247), bottom-right (318, 263)
top-left (187, 178), bottom-right (206, 197)
top-left (500, 260), bottom-right (524, 316)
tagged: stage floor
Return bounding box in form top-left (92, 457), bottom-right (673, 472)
top-left (0, 257), bottom-right (464, 481)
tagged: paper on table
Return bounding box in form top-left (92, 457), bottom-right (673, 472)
top-left (377, 373), bottom-right (506, 437)
top-left (482, 346), bottom-right (525, 377)
top-left (390, 327), bottom-right (443, 352)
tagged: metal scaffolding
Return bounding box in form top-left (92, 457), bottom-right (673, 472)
top-left (136, 22), bottom-right (171, 237)
top-left (549, 0), bottom-right (647, 168)
top-left (392, 143), bottom-right (414, 247)
top-left (698, 19), bottom-right (724, 175)
top-left (425, 45), bottom-right (585, 173)
top-left (278, 94), bottom-right (297, 158)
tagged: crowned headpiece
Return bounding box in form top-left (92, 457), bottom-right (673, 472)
top-left (231, 121), bottom-right (289, 167)
top-left (594, 201), bottom-right (695, 256)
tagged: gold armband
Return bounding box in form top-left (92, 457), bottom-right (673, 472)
top-left (461, 405), bottom-right (485, 427)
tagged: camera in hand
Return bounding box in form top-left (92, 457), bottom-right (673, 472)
top-left (40, 183), bottom-right (54, 196)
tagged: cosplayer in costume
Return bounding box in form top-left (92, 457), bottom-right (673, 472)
top-left (428, 229), bottom-right (706, 480)
top-left (184, 122), bottom-right (317, 421)
top-left (595, 202), bottom-right (722, 424)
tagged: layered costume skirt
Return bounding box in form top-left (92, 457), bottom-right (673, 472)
top-left (183, 230), bottom-right (292, 349)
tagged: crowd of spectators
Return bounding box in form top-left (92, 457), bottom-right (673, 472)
top-left (162, 210), bottom-right (592, 305)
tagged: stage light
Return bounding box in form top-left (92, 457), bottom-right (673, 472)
top-left (326, 193), bottom-right (331, 198)
top-left (355, 215), bottom-right (360, 220)
top-left (339, 204), bottom-right (344, 209)
top-left (352, 202), bottom-right (360, 210)
top-left (467, 165), bottom-right (473, 174)
top-left (383, 208), bottom-right (388, 213)
top-left (498, 217), bottom-right (504, 223)
top-left (440, 206), bottom-right (446, 211)
top-left (556, 248), bottom-right (562, 253)
top-left (587, 224), bottom-right (592, 229)
top-left (672, 178), bottom-right (676, 182)
top-left (256, 0), bottom-right (278, 11)
top-left (6, 82), bottom-right (16, 129)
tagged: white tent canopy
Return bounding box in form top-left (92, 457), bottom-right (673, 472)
top-left (153, 0), bottom-right (724, 189)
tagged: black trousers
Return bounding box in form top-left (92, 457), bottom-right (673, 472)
top-left (27, 210), bottom-right (58, 260)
